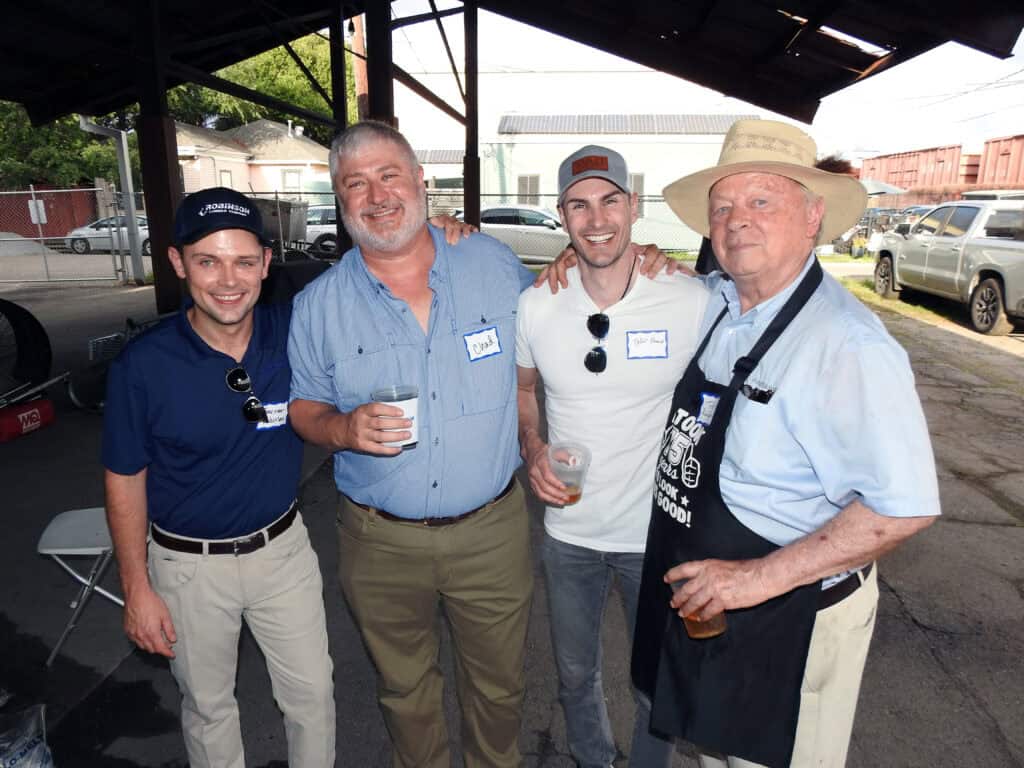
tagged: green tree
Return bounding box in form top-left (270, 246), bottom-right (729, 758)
top-left (0, 100), bottom-right (128, 188)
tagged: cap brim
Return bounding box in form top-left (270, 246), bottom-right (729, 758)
top-left (663, 161), bottom-right (868, 243)
top-left (181, 223), bottom-right (271, 248)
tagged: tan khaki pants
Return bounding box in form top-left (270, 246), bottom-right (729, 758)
top-left (149, 514), bottom-right (335, 768)
top-left (337, 482), bottom-right (533, 768)
top-left (699, 565), bottom-right (879, 768)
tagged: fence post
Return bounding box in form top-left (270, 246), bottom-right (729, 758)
top-left (29, 184), bottom-right (52, 281)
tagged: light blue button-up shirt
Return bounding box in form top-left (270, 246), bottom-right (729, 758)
top-left (288, 225), bottom-right (535, 518)
top-left (697, 254), bottom-right (941, 547)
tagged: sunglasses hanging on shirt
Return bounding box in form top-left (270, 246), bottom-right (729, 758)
top-left (584, 313), bottom-right (610, 373)
top-left (583, 255), bottom-right (636, 374)
top-left (225, 366), bottom-right (269, 423)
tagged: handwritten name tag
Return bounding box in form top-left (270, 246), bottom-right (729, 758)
top-left (256, 401), bottom-right (288, 430)
top-left (626, 330), bottom-right (668, 359)
top-left (464, 326), bottom-right (502, 362)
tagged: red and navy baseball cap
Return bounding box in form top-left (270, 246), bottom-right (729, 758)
top-left (173, 187), bottom-right (270, 248)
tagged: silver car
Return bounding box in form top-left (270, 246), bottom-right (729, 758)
top-left (65, 216), bottom-right (151, 256)
top-left (874, 200), bottom-right (1024, 334)
top-left (458, 205), bottom-right (569, 264)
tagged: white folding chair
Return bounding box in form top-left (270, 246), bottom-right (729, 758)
top-left (37, 506), bottom-right (124, 666)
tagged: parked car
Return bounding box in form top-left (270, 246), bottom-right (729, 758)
top-left (456, 205), bottom-right (569, 263)
top-left (65, 216), bottom-right (151, 255)
top-left (304, 204), bottom-right (340, 256)
top-left (896, 205), bottom-right (935, 226)
top-left (961, 189), bottom-right (1024, 201)
top-left (873, 200), bottom-right (1024, 334)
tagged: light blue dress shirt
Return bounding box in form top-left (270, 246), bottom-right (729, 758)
top-left (288, 225), bottom-right (535, 519)
top-left (697, 254), bottom-right (941, 547)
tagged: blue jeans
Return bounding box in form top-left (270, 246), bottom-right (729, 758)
top-left (542, 533), bottom-right (674, 768)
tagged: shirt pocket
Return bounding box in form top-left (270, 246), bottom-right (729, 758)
top-left (457, 302), bottom-right (517, 416)
top-left (330, 337), bottom-right (395, 413)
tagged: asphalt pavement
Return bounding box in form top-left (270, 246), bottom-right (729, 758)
top-left (0, 276), bottom-right (1021, 767)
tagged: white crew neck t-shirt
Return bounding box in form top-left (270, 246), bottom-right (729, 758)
top-left (516, 268), bottom-right (709, 552)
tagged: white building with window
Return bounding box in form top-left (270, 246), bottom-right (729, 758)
top-left (176, 119), bottom-right (332, 201)
top-left (481, 113), bottom-right (756, 249)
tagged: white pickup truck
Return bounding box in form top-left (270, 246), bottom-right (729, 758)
top-left (873, 200), bottom-right (1024, 334)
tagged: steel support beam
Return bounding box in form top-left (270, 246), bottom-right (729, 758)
top-left (136, 0), bottom-right (183, 313)
top-left (329, 1), bottom-right (352, 254)
top-left (463, 1), bottom-right (480, 227)
top-left (366, 0), bottom-right (395, 123)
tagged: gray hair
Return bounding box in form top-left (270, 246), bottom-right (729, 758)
top-left (328, 121), bottom-right (420, 183)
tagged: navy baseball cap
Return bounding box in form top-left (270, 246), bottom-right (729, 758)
top-left (173, 187), bottom-right (270, 247)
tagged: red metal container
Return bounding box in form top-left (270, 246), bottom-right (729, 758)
top-left (0, 399), bottom-right (56, 442)
top-left (977, 135), bottom-right (1024, 187)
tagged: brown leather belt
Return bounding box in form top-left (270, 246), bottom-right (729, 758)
top-left (151, 502), bottom-right (298, 556)
top-left (818, 562), bottom-right (873, 611)
top-left (347, 477), bottom-right (516, 527)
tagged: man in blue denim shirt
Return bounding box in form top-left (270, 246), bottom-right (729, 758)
top-left (288, 121), bottom-right (536, 768)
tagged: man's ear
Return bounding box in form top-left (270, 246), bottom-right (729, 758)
top-left (261, 247), bottom-right (272, 279)
top-left (807, 196), bottom-right (826, 238)
top-left (630, 192), bottom-right (640, 224)
top-left (167, 246), bottom-right (187, 280)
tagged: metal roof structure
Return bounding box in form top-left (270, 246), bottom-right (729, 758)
top-left (1, 2), bottom-right (1021, 126)
top-left (415, 149), bottom-right (466, 164)
top-left (497, 114), bottom-right (759, 135)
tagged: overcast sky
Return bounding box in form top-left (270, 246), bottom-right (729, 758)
top-left (386, 2), bottom-right (1024, 163)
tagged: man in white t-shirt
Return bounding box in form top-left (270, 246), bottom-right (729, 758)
top-left (516, 145), bottom-right (709, 768)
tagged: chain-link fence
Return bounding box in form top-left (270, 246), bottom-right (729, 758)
top-left (0, 183), bottom-right (145, 283)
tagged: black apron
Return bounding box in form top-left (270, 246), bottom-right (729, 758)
top-left (633, 261), bottom-right (824, 768)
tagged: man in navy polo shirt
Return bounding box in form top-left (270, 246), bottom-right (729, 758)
top-left (102, 187), bottom-right (335, 768)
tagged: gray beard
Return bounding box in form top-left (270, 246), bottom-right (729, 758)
top-left (341, 193), bottom-right (428, 253)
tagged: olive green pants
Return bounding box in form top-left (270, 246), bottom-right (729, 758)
top-left (338, 481), bottom-right (533, 768)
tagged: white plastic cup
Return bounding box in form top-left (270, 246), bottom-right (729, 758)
top-left (371, 385), bottom-right (419, 448)
top-left (547, 441), bottom-right (591, 505)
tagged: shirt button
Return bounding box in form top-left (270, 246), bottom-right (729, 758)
top-left (431, 391), bottom-right (437, 400)
top-left (432, 481), bottom-right (438, 488)
top-left (434, 437), bottom-right (439, 446)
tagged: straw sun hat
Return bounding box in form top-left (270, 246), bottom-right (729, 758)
top-left (662, 119), bottom-right (868, 244)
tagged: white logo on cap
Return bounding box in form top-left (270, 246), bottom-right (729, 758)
top-left (198, 202), bottom-right (251, 217)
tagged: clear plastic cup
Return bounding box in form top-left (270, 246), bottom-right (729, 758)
top-left (547, 442), bottom-right (591, 505)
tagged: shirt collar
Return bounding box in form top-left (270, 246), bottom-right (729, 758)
top-left (350, 223), bottom-right (445, 295)
top-left (720, 251), bottom-right (816, 328)
top-left (175, 300), bottom-right (270, 360)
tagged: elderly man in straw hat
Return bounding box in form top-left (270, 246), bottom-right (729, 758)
top-left (631, 119), bottom-right (940, 768)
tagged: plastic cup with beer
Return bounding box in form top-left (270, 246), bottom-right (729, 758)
top-left (683, 610), bottom-right (727, 639)
top-left (371, 385), bottom-right (419, 449)
top-left (670, 580), bottom-right (727, 639)
top-left (547, 441), bottom-right (591, 505)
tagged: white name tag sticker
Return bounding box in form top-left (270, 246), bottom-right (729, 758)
top-left (257, 401), bottom-right (288, 430)
top-left (464, 326), bottom-right (502, 362)
top-left (626, 330), bottom-right (669, 359)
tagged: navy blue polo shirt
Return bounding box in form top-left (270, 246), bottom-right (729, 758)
top-left (102, 302), bottom-right (301, 538)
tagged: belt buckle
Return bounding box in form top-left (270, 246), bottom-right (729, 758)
top-left (232, 532), bottom-right (261, 556)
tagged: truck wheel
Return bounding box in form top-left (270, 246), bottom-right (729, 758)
top-left (873, 256), bottom-right (899, 299)
top-left (969, 277), bottom-right (1014, 335)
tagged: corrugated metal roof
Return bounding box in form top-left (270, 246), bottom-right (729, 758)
top-left (497, 114), bottom-right (758, 135)
top-left (415, 149), bottom-right (464, 164)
